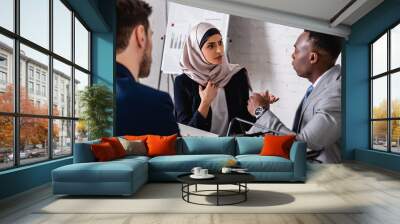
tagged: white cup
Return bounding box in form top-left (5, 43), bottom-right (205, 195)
top-left (191, 167), bottom-right (202, 176)
top-left (221, 167), bottom-right (232, 174)
top-left (200, 169), bottom-right (208, 176)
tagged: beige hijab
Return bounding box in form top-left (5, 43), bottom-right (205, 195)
top-left (179, 22), bottom-right (244, 87)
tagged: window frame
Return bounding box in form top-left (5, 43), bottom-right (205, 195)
top-left (370, 20), bottom-right (400, 154)
top-left (0, 0), bottom-right (92, 171)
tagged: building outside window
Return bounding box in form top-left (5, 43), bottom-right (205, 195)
top-left (54, 88), bottom-right (58, 103)
top-left (35, 70), bottom-right (40, 81)
top-left (0, 54), bottom-right (7, 89)
top-left (0, 71), bottom-right (6, 84)
top-left (41, 73), bottom-right (46, 83)
top-left (0, 58), bottom-right (6, 66)
top-left (28, 66), bottom-right (34, 80)
top-left (28, 81), bottom-right (34, 94)
top-left (35, 83), bottom-right (40, 95)
top-left (0, 54), bottom-right (7, 67)
top-left (42, 85), bottom-right (46, 97)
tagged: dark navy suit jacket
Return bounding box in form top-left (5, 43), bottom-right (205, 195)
top-left (116, 63), bottom-right (179, 136)
top-left (173, 68), bottom-right (255, 135)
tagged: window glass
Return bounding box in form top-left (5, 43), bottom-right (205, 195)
top-left (372, 34), bottom-right (387, 76)
top-left (372, 77), bottom-right (387, 119)
top-left (74, 18), bottom-right (89, 70)
top-left (53, 119), bottom-right (72, 158)
top-left (391, 72), bottom-right (400, 118)
top-left (20, 117), bottom-right (49, 165)
top-left (53, 59), bottom-right (72, 117)
top-left (53, 0), bottom-right (72, 60)
top-left (0, 116), bottom-right (13, 170)
top-left (74, 69), bottom-right (89, 118)
top-left (391, 120), bottom-right (400, 153)
top-left (372, 121), bottom-right (388, 151)
top-left (0, 35), bottom-right (14, 113)
top-left (391, 24), bottom-right (400, 70)
top-left (20, 44), bottom-right (49, 115)
top-left (20, 0), bottom-right (49, 49)
top-left (0, 0), bottom-right (14, 31)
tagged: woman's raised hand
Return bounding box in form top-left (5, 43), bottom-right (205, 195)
top-left (197, 81), bottom-right (218, 118)
top-left (199, 81), bottom-right (218, 106)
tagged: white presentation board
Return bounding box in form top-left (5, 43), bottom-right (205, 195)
top-left (161, 2), bottom-right (230, 74)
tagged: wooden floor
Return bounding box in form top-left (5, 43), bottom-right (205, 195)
top-left (1, 162), bottom-right (400, 224)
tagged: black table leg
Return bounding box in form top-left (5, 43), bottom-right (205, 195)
top-left (181, 183), bottom-right (183, 199)
top-left (188, 184), bottom-right (190, 202)
top-left (245, 183), bottom-right (247, 201)
top-left (217, 184), bottom-right (219, 206)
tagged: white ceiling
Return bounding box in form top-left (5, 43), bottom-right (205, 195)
top-left (224, 0), bottom-right (353, 22)
top-left (169, 0), bottom-right (384, 37)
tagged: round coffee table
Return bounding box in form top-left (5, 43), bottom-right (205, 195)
top-left (177, 173), bottom-right (255, 206)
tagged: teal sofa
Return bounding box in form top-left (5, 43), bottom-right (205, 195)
top-left (52, 137), bottom-right (306, 196)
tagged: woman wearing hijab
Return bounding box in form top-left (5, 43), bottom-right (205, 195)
top-left (174, 22), bottom-right (255, 136)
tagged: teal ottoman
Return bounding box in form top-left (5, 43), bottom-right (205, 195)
top-left (52, 157), bottom-right (148, 196)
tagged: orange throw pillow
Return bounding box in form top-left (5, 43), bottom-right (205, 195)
top-left (260, 135), bottom-right (296, 159)
top-left (146, 134), bottom-right (178, 157)
top-left (101, 137), bottom-right (126, 158)
top-left (91, 142), bottom-right (117, 161)
top-left (124, 135), bottom-right (148, 142)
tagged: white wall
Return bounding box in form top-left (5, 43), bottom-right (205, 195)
top-left (140, 0), bottom-right (168, 91)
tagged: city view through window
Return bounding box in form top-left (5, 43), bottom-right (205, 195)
top-left (0, 0), bottom-right (91, 170)
top-left (371, 23), bottom-right (400, 153)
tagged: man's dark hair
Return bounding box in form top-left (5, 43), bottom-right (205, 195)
top-left (304, 30), bottom-right (344, 60)
top-left (117, 0), bottom-right (152, 52)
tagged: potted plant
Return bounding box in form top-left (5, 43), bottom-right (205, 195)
top-left (79, 84), bottom-right (113, 140)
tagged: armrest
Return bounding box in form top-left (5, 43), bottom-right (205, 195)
top-left (73, 140), bottom-right (100, 163)
top-left (289, 141), bottom-right (307, 182)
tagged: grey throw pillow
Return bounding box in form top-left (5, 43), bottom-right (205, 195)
top-left (118, 137), bottom-right (147, 156)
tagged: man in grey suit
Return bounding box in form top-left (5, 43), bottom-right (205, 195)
top-left (247, 30), bottom-right (343, 163)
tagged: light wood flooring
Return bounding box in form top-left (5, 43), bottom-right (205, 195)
top-left (1, 162), bottom-right (400, 224)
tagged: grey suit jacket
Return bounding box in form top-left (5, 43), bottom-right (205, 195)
top-left (248, 65), bottom-right (342, 163)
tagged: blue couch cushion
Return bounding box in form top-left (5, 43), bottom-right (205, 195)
top-left (177, 137), bottom-right (235, 155)
top-left (235, 137), bottom-right (263, 155)
top-left (53, 159), bottom-right (147, 183)
top-left (236, 155), bottom-right (293, 172)
top-left (148, 154), bottom-right (235, 172)
top-left (116, 155), bottom-right (150, 163)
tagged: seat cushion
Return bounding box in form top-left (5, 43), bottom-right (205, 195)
top-left (148, 154), bottom-right (235, 172)
top-left (52, 159), bottom-right (147, 183)
top-left (177, 137), bottom-right (235, 155)
top-left (113, 155), bottom-right (150, 166)
top-left (236, 155), bottom-right (293, 172)
top-left (235, 137), bottom-right (263, 155)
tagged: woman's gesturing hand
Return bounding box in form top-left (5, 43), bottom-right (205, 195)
top-left (197, 81), bottom-right (218, 118)
top-left (199, 81), bottom-right (218, 106)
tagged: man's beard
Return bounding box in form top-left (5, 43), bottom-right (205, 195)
top-left (138, 50), bottom-right (152, 78)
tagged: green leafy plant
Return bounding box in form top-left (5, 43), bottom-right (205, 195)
top-left (79, 84), bottom-right (113, 140)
